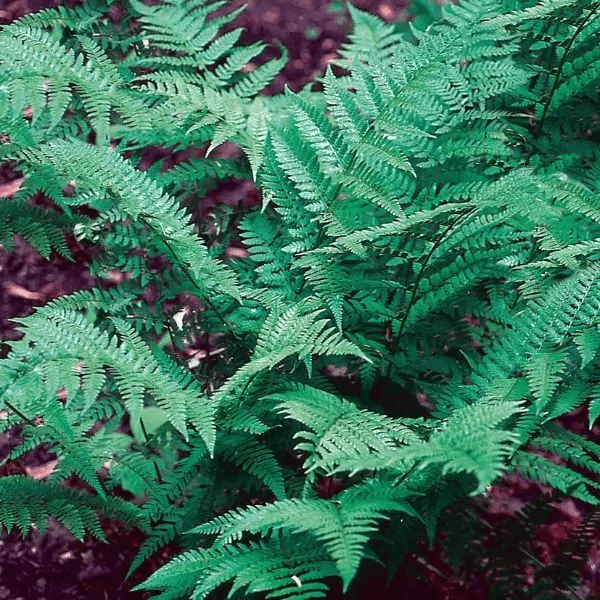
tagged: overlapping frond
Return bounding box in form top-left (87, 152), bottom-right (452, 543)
top-left (3, 0), bottom-right (600, 598)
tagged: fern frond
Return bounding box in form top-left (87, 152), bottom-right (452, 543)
top-left (136, 537), bottom-right (337, 599)
top-left (272, 384), bottom-right (423, 473)
top-left (0, 475), bottom-right (146, 540)
top-left (189, 495), bottom-right (414, 589)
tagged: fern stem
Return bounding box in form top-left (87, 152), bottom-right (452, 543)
top-left (392, 462), bottom-right (419, 488)
top-left (385, 254), bottom-right (417, 349)
top-left (306, 142), bottom-right (368, 264)
top-left (139, 216), bottom-right (241, 340)
top-left (4, 400), bottom-right (38, 427)
top-left (296, 142), bottom-right (365, 296)
top-left (534, 3), bottom-right (600, 138)
top-left (413, 555), bottom-right (449, 581)
top-left (165, 320), bottom-right (179, 352)
top-left (385, 207), bottom-right (476, 379)
top-left (139, 416), bottom-right (164, 484)
top-left (7, 394), bottom-right (161, 498)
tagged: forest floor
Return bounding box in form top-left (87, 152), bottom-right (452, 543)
top-left (1, 1), bottom-right (600, 599)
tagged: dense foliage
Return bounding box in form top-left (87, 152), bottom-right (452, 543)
top-left (1, 0), bottom-right (600, 597)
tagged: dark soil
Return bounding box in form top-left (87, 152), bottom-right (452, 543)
top-left (1, 1), bottom-right (600, 599)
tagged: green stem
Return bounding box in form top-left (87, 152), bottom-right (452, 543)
top-left (139, 416), bottom-right (164, 484)
top-left (140, 216), bottom-right (241, 340)
top-left (296, 140), bottom-right (369, 297)
top-left (534, 4), bottom-right (600, 138)
top-left (5, 398), bottom-right (164, 501)
top-left (385, 207), bottom-right (476, 379)
top-left (4, 400), bottom-right (37, 427)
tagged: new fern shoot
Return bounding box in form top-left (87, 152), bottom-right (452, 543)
top-left (1, 0), bottom-right (600, 598)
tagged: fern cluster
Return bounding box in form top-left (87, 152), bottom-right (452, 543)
top-left (2, 0), bottom-right (600, 597)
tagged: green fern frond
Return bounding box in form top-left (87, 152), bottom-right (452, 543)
top-left (136, 537), bottom-right (337, 599)
top-left (189, 495), bottom-right (414, 589)
top-left (0, 475), bottom-right (146, 540)
top-left (272, 384), bottom-right (423, 473)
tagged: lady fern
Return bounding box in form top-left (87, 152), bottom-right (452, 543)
top-left (2, 0), bottom-right (600, 598)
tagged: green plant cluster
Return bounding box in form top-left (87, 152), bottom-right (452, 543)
top-left (1, 0), bottom-right (600, 597)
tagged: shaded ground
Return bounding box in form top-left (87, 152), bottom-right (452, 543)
top-left (1, 1), bottom-right (600, 599)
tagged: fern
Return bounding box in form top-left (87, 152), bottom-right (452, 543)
top-left (3, 0), bottom-right (600, 598)
top-left (187, 493), bottom-right (417, 590)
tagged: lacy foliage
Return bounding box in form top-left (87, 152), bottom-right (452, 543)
top-left (1, 0), bottom-right (600, 598)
